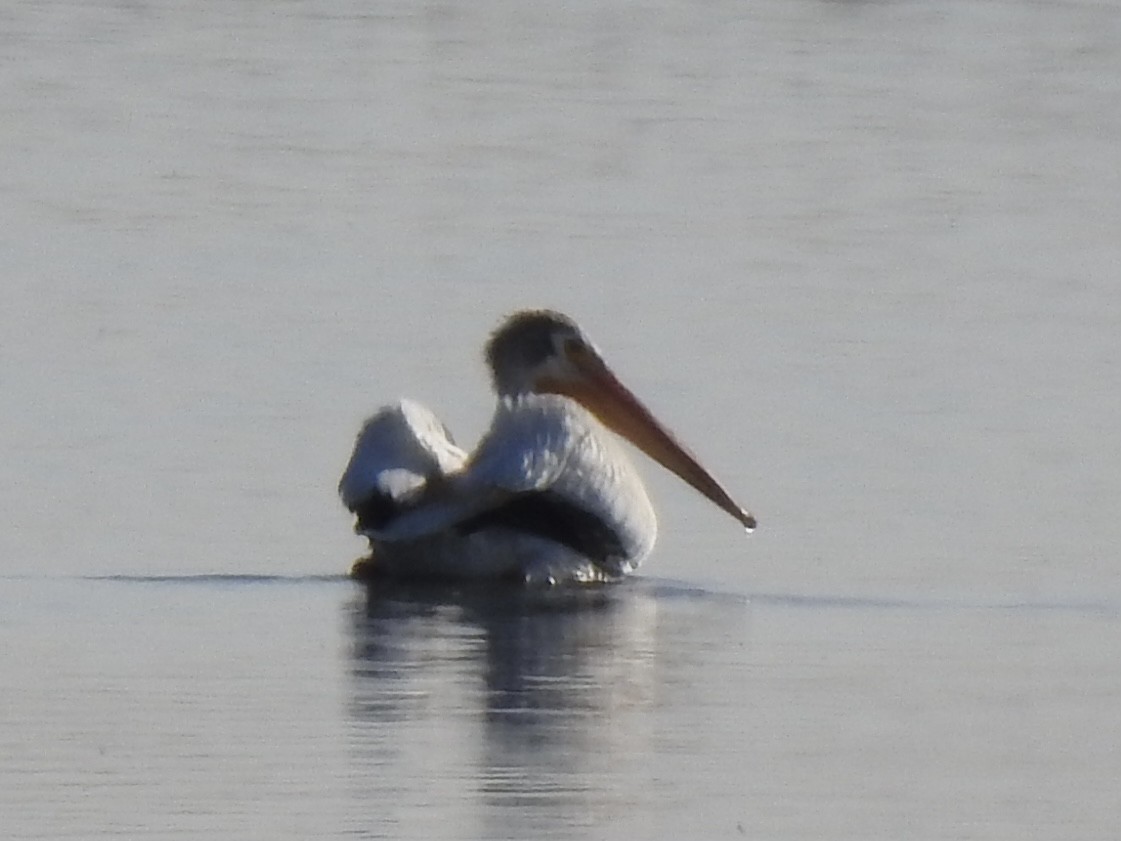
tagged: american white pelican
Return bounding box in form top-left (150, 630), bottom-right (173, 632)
top-left (339, 310), bottom-right (755, 584)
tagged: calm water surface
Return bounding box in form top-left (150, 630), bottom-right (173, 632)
top-left (3, 0), bottom-right (1120, 838)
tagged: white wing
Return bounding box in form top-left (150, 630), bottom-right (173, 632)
top-left (363, 394), bottom-right (577, 541)
top-left (338, 399), bottom-right (467, 529)
top-left (370, 394), bottom-right (656, 568)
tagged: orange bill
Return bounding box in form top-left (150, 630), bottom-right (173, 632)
top-left (538, 349), bottom-right (756, 531)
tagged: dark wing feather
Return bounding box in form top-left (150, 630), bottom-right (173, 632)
top-left (456, 491), bottom-right (627, 566)
top-left (351, 494), bottom-right (402, 533)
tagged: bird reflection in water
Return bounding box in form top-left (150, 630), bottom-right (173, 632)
top-left (346, 579), bottom-right (662, 836)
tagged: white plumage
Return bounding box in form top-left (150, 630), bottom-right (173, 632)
top-left (337, 398), bottom-right (466, 514)
top-left (339, 394), bottom-right (656, 582)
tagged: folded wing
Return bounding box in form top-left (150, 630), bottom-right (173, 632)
top-left (352, 395), bottom-right (579, 540)
top-left (338, 399), bottom-right (468, 534)
top-left (339, 395), bottom-right (653, 572)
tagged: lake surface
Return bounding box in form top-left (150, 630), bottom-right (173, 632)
top-left (3, 0), bottom-right (1119, 838)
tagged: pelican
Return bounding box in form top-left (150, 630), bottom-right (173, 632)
top-left (339, 309), bottom-right (755, 584)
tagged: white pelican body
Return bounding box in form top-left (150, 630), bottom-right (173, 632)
top-left (339, 310), bottom-right (755, 584)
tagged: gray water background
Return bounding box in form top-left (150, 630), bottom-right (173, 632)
top-left (2, 0), bottom-right (1119, 838)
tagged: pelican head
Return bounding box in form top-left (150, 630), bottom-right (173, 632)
top-left (486, 310), bottom-right (756, 530)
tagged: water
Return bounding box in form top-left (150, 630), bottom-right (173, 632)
top-left (3, 0), bottom-right (1120, 837)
